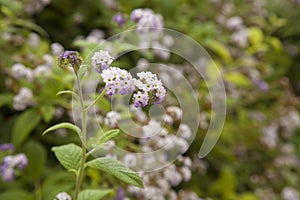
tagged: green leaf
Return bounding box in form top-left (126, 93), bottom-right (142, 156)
top-left (13, 19), bottom-right (48, 37)
top-left (0, 94), bottom-right (13, 108)
top-left (52, 144), bottom-right (82, 174)
top-left (78, 189), bottom-right (114, 200)
top-left (23, 141), bottom-right (46, 180)
top-left (225, 72), bottom-right (251, 87)
top-left (86, 157), bottom-right (144, 188)
top-left (98, 129), bottom-right (120, 144)
top-left (204, 39), bottom-right (232, 64)
top-left (12, 108), bottom-right (42, 146)
top-left (57, 90), bottom-right (80, 101)
top-left (248, 27), bottom-right (264, 45)
top-left (210, 167), bottom-right (236, 199)
top-left (40, 105), bottom-right (55, 122)
top-left (0, 190), bottom-right (34, 200)
top-left (42, 122), bottom-right (81, 136)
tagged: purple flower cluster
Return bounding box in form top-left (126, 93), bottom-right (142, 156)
top-left (92, 50), bottom-right (114, 73)
top-left (130, 8), bottom-right (163, 32)
top-left (0, 153), bottom-right (28, 182)
top-left (0, 143), bottom-right (15, 151)
top-left (113, 14), bottom-right (126, 27)
top-left (58, 50), bottom-right (82, 71)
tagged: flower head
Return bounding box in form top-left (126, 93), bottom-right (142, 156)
top-left (92, 50), bottom-right (114, 73)
top-left (13, 87), bottom-right (34, 111)
top-left (0, 153), bottom-right (28, 182)
top-left (58, 50), bottom-right (82, 71)
top-left (133, 71), bottom-right (166, 107)
top-left (101, 67), bottom-right (135, 96)
top-left (130, 8), bottom-right (163, 32)
top-left (55, 192), bottom-right (72, 200)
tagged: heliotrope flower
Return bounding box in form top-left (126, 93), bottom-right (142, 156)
top-left (58, 50), bottom-right (82, 71)
top-left (133, 72), bottom-right (166, 107)
top-left (92, 50), bottom-right (114, 73)
top-left (130, 8), bottom-right (163, 32)
top-left (0, 153), bottom-right (28, 182)
top-left (55, 192), bottom-right (72, 200)
top-left (101, 67), bottom-right (135, 96)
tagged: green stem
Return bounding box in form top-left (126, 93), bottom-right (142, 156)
top-left (85, 89), bottom-right (106, 111)
top-left (74, 73), bottom-right (87, 200)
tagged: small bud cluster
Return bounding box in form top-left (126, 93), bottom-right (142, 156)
top-left (113, 14), bottom-right (126, 27)
top-left (58, 50), bottom-right (82, 71)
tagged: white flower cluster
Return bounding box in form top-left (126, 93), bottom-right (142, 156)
top-left (94, 50), bottom-right (166, 108)
top-left (130, 8), bottom-right (163, 33)
top-left (11, 53), bottom-right (53, 82)
top-left (13, 87), bottom-right (34, 111)
top-left (133, 72), bottom-right (166, 107)
top-left (101, 67), bottom-right (135, 96)
top-left (54, 192), bottom-right (72, 200)
top-left (11, 63), bottom-right (34, 82)
top-left (104, 111), bottom-right (120, 128)
top-left (92, 50), bottom-right (114, 73)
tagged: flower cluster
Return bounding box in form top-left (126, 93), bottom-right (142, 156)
top-left (0, 153), bottom-right (28, 182)
top-left (13, 87), bottom-right (34, 111)
top-left (101, 67), bottom-right (135, 96)
top-left (133, 72), bottom-right (166, 107)
top-left (54, 192), bottom-right (72, 200)
top-left (130, 9), bottom-right (163, 32)
top-left (11, 63), bottom-right (34, 82)
top-left (58, 50), bottom-right (82, 71)
top-left (92, 50), bottom-right (114, 73)
top-left (92, 50), bottom-right (166, 108)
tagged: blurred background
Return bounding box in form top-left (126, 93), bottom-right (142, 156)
top-left (0, 0), bottom-right (300, 199)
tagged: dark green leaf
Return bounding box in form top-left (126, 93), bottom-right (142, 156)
top-left (12, 109), bottom-right (42, 146)
top-left (23, 141), bottom-right (46, 180)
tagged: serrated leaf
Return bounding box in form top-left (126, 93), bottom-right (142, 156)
top-left (86, 157), bottom-right (144, 188)
top-left (42, 122), bottom-right (81, 136)
top-left (98, 129), bottom-right (120, 144)
top-left (12, 109), bottom-right (41, 146)
top-left (78, 189), bottom-right (113, 200)
top-left (52, 144), bottom-right (82, 174)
